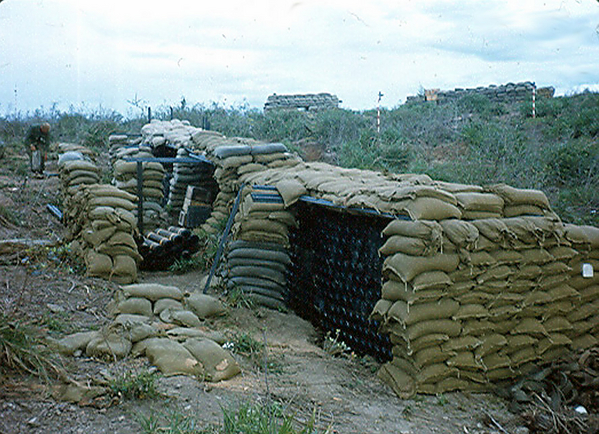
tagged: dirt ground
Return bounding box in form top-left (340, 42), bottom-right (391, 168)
top-left (0, 155), bottom-right (528, 434)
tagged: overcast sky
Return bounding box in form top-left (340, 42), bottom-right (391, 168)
top-left (1, 0), bottom-right (599, 117)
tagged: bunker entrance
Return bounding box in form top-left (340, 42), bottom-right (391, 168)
top-left (287, 200), bottom-right (394, 362)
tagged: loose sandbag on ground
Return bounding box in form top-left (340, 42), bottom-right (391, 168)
top-left (122, 283), bottom-right (184, 301)
top-left (54, 331), bottom-right (101, 356)
top-left (86, 333), bottom-right (132, 359)
top-left (185, 293), bottom-right (225, 318)
top-left (183, 338), bottom-right (241, 382)
top-left (377, 362), bottom-right (416, 399)
top-left (143, 338), bottom-right (205, 377)
top-left (160, 308), bottom-right (202, 327)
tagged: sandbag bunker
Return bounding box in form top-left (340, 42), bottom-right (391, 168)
top-left (222, 161), bottom-right (599, 397)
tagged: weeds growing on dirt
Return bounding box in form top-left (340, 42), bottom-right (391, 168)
top-left (322, 329), bottom-right (351, 357)
top-left (137, 407), bottom-right (213, 434)
top-left (0, 312), bottom-right (64, 382)
top-left (0, 204), bottom-right (20, 226)
top-left (107, 369), bottom-right (160, 400)
top-left (225, 286), bottom-right (255, 310)
top-left (227, 331), bottom-right (264, 356)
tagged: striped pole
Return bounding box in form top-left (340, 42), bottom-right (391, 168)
top-left (377, 91), bottom-right (383, 133)
top-left (532, 83), bottom-right (536, 118)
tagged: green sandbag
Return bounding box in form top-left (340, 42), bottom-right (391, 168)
top-left (185, 293), bottom-right (225, 319)
top-left (229, 265), bottom-right (286, 286)
top-left (122, 283), bottom-right (183, 301)
top-left (240, 219), bottom-right (289, 237)
top-left (86, 333), bottom-right (132, 359)
top-left (227, 248), bottom-right (290, 264)
top-left (143, 338), bottom-right (205, 377)
top-left (183, 338), bottom-right (241, 382)
top-left (404, 319), bottom-right (462, 341)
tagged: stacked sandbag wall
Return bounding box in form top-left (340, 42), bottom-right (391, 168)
top-left (374, 212), bottom-right (599, 397)
top-left (60, 182), bottom-right (141, 284)
top-left (55, 283), bottom-right (241, 382)
top-left (108, 134), bottom-right (143, 161)
top-left (113, 160), bottom-right (167, 233)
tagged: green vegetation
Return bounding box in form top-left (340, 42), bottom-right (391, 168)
top-left (108, 369), bottom-right (160, 400)
top-left (2, 90), bottom-right (598, 225)
top-left (137, 402), bottom-right (326, 434)
top-left (0, 312), bottom-right (64, 382)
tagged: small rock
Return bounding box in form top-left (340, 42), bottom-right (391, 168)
top-left (47, 303), bottom-right (65, 313)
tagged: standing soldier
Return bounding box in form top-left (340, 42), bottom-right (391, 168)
top-left (25, 122), bottom-right (51, 176)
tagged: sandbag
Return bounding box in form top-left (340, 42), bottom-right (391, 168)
top-left (122, 283), bottom-right (183, 301)
top-left (113, 297), bottom-right (152, 317)
top-left (86, 333), bottom-right (132, 359)
top-left (183, 338), bottom-right (241, 382)
top-left (383, 252), bottom-right (459, 283)
top-left (185, 293), bottom-right (225, 319)
top-left (143, 338), bottom-right (205, 377)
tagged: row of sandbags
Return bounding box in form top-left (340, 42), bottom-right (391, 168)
top-left (370, 217), bottom-right (599, 397)
top-left (240, 162), bottom-right (554, 222)
top-left (53, 283), bottom-right (241, 382)
top-left (61, 183), bottom-right (141, 284)
top-left (225, 240), bottom-right (290, 309)
top-left (113, 159), bottom-right (167, 233)
top-left (108, 134), bottom-right (143, 161)
top-left (191, 133), bottom-right (300, 234)
top-left (58, 155), bottom-right (101, 196)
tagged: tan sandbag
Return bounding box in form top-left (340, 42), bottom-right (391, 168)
top-left (370, 299), bottom-right (393, 321)
top-left (503, 204), bottom-right (545, 217)
top-left (89, 196), bottom-right (136, 211)
top-left (377, 362), bottom-right (416, 399)
top-left (81, 226), bottom-right (117, 248)
top-left (383, 252), bottom-right (459, 283)
top-left (471, 219), bottom-right (512, 243)
top-left (379, 235), bottom-right (433, 257)
top-left (63, 160), bottom-right (100, 173)
top-left (54, 331), bottom-right (101, 356)
top-left (403, 319), bottom-right (462, 341)
top-left (86, 333), bottom-right (132, 359)
top-left (441, 336), bottom-right (482, 353)
top-left (87, 185), bottom-right (138, 203)
top-left (392, 197), bottom-right (462, 221)
top-left (419, 363), bottom-right (458, 385)
top-left (412, 271), bottom-right (452, 291)
top-left (388, 298), bottom-right (460, 326)
top-left (474, 334), bottom-right (508, 359)
top-left (112, 255), bottom-right (137, 282)
top-left (116, 322), bottom-right (160, 343)
top-left (413, 345), bottom-right (455, 368)
top-left (486, 184), bottom-right (550, 209)
top-left (440, 219), bottom-right (479, 249)
top-left (240, 219), bottom-right (289, 237)
top-left (447, 351), bottom-right (481, 370)
top-left (382, 219), bottom-right (443, 240)
top-left (114, 297), bottom-right (152, 317)
top-left (381, 280), bottom-right (442, 304)
top-left (160, 308), bottom-right (202, 327)
top-left (154, 298), bottom-right (184, 314)
top-left (122, 283), bottom-right (183, 301)
top-left (455, 192), bottom-right (504, 213)
top-left (183, 338), bottom-right (241, 382)
top-left (143, 338), bottom-right (205, 377)
top-left (166, 328), bottom-right (227, 344)
top-left (85, 250), bottom-right (112, 277)
top-left (453, 304), bottom-right (489, 320)
top-left (274, 179), bottom-right (307, 207)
